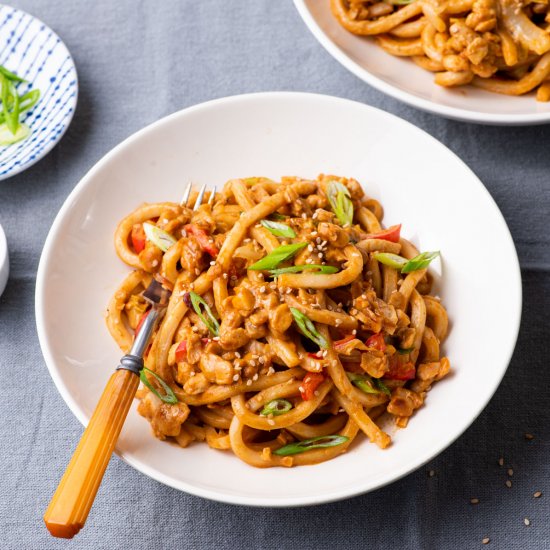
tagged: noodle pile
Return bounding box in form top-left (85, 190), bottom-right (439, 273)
top-left (331, 0), bottom-right (550, 100)
top-left (106, 175), bottom-right (450, 467)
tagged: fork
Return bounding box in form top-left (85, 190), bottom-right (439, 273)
top-left (43, 185), bottom-right (215, 538)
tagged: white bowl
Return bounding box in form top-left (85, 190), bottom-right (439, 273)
top-left (0, 223), bottom-right (8, 297)
top-left (294, 0), bottom-right (550, 125)
top-left (36, 92), bottom-right (521, 506)
top-left (0, 5), bottom-right (78, 180)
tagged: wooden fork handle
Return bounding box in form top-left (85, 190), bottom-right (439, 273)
top-left (44, 367), bottom-right (140, 538)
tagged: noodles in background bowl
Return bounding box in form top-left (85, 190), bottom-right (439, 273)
top-left (106, 175), bottom-right (450, 468)
top-left (331, 0), bottom-right (550, 101)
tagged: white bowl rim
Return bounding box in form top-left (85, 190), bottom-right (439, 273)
top-left (293, 0), bottom-right (550, 126)
top-left (35, 92), bottom-right (522, 506)
top-left (0, 5), bottom-right (79, 181)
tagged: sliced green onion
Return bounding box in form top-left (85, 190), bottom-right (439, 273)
top-left (0, 65), bottom-right (26, 83)
top-left (260, 219), bottom-right (296, 238)
top-left (273, 434), bottom-right (349, 456)
top-left (327, 181), bottom-right (354, 226)
top-left (373, 252), bottom-right (408, 270)
top-left (188, 291), bottom-right (220, 336)
top-left (260, 399), bottom-right (293, 416)
top-left (401, 251), bottom-right (440, 273)
top-left (346, 372), bottom-right (379, 395)
top-left (8, 80), bottom-right (19, 135)
top-left (140, 366), bottom-right (178, 404)
top-left (248, 242), bottom-right (307, 271)
top-left (0, 122), bottom-right (30, 145)
top-left (397, 347), bottom-right (414, 355)
top-left (143, 222), bottom-right (177, 252)
top-left (0, 89), bottom-right (41, 125)
top-left (390, 0), bottom-right (415, 4)
top-left (268, 264), bottom-right (339, 276)
top-left (0, 74), bottom-right (15, 135)
top-left (19, 88), bottom-right (40, 112)
top-left (374, 378), bottom-right (392, 397)
top-left (269, 212), bottom-right (287, 221)
top-left (290, 307), bottom-right (328, 349)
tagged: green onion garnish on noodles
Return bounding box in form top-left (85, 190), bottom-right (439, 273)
top-left (273, 435), bottom-right (349, 456)
top-left (188, 291), bottom-right (220, 336)
top-left (290, 307), bottom-right (328, 349)
top-left (260, 399), bottom-right (293, 416)
top-left (374, 378), bottom-right (392, 397)
top-left (373, 251), bottom-right (440, 273)
top-left (327, 181), bottom-right (354, 226)
top-left (248, 242), bottom-right (307, 271)
top-left (401, 251), bottom-right (440, 273)
top-left (260, 219), bottom-right (296, 238)
top-left (372, 252), bottom-right (408, 270)
top-left (268, 264), bottom-right (339, 277)
top-left (346, 372), bottom-right (380, 395)
top-left (140, 366), bottom-right (178, 404)
top-left (143, 222), bottom-right (177, 252)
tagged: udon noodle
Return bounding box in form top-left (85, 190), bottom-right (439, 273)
top-left (106, 175), bottom-right (450, 467)
top-left (331, 0), bottom-right (550, 100)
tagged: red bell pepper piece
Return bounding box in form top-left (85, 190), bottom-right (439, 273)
top-left (185, 224), bottom-right (219, 257)
top-left (300, 372), bottom-right (325, 401)
top-left (175, 337), bottom-right (212, 363)
top-left (366, 333), bottom-right (386, 352)
top-left (175, 340), bottom-right (187, 363)
top-left (365, 224), bottom-right (401, 243)
top-left (131, 223), bottom-right (146, 253)
top-left (385, 356), bottom-right (415, 380)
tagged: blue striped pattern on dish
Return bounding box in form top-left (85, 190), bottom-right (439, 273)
top-left (0, 5), bottom-right (78, 180)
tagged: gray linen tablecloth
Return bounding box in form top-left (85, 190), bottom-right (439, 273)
top-left (0, 1), bottom-right (549, 548)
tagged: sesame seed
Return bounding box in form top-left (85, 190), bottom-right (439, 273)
top-left (260, 285), bottom-right (266, 293)
top-left (235, 351), bottom-right (241, 358)
top-left (252, 373), bottom-right (259, 381)
top-left (223, 273), bottom-right (228, 279)
top-left (311, 231), bottom-right (318, 236)
top-left (249, 360), bottom-right (256, 367)
top-left (534, 491), bottom-right (542, 498)
top-left (525, 433), bottom-right (534, 440)
top-left (470, 498), bottom-right (479, 505)
top-left (506, 480), bottom-right (512, 488)
top-left (524, 518), bottom-right (530, 526)
top-left (298, 386), bottom-right (304, 393)
top-left (210, 261), bottom-right (216, 266)
top-left (233, 374), bottom-right (239, 382)
top-left (482, 538), bottom-right (490, 545)
top-left (212, 336), bottom-right (220, 341)
top-left (314, 390), bottom-right (319, 396)
top-left (317, 253), bottom-right (323, 258)
top-left (312, 212), bottom-right (318, 220)
top-left (195, 268), bottom-right (201, 275)
top-left (267, 367), bottom-right (275, 375)
top-left (246, 379), bottom-right (252, 386)
top-left (498, 457), bottom-right (504, 466)
top-left (316, 237), bottom-right (321, 244)
top-left (507, 468), bottom-right (514, 476)
top-left (286, 288), bottom-right (292, 294)
top-left (189, 371), bottom-right (195, 377)
top-left (308, 244), bottom-right (314, 252)
top-left (306, 258), bottom-right (314, 264)
top-left (267, 418), bottom-right (276, 426)
top-left (191, 326), bottom-right (198, 332)
top-left (258, 356), bottom-right (265, 364)
top-left (352, 329), bottom-right (357, 335)
top-left (428, 470), bottom-right (435, 477)
top-left (335, 319), bottom-right (342, 326)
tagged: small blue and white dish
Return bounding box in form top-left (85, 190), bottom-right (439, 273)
top-left (0, 5), bottom-right (78, 180)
